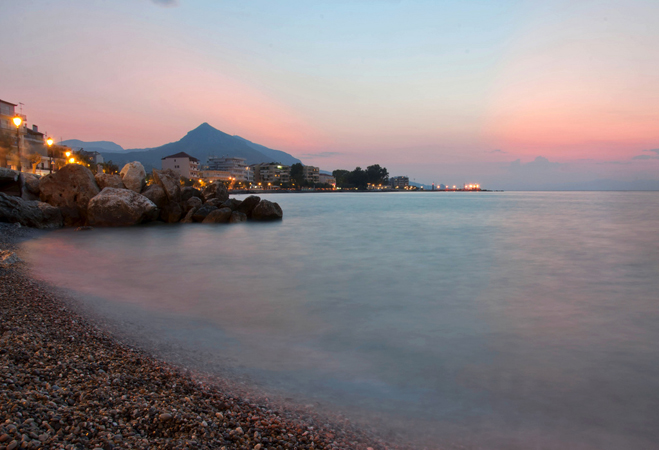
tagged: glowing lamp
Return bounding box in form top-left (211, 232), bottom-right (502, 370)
top-left (65, 151), bottom-right (71, 157)
top-left (46, 137), bottom-right (54, 146)
top-left (69, 157), bottom-right (75, 163)
top-left (12, 116), bottom-right (22, 127)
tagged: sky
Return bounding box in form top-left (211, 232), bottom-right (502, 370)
top-left (1, 0), bottom-right (658, 189)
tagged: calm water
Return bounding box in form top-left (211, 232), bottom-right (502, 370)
top-left (22, 192), bottom-right (659, 449)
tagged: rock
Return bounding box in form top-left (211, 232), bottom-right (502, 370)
top-left (0, 192), bottom-right (64, 229)
top-left (180, 207), bottom-right (198, 223)
top-left (0, 168), bottom-right (20, 197)
top-left (251, 200), bottom-right (283, 221)
top-left (22, 173), bottom-right (41, 195)
top-left (152, 169), bottom-right (181, 203)
top-left (141, 184), bottom-right (167, 209)
top-left (204, 198), bottom-right (225, 208)
top-left (202, 207), bottom-right (232, 224)
top-left (95, 173), bottom-right (125, 190)
top-left (159, 202), bottom-right (183, 223)
top-left (0, 250), bottom-right (21, 266)
top-left (221, 198), bottom-right (243, 211)
top-left (159, 413), bottom-right (172, 422)
top-left (236, 195), bottom-right (261, 217)
top-left (202, 182), bottom-right (229, 202)
top-left (39, 164), bottom-right (100, 227)
top-left (119, 162), bottom-right (146, 193)
top-left (76, 226), bottom-right (93, 231)
top-left (185, 196), bottom-right (202, 212)
top-left (229, 211), bottom-right (247, 223)
top-left (181, 186), bottom-right (203, 203)
top-left (191, 205), bottom-right (217, 223)
top-left (87, 188), bottom-right (158, 227)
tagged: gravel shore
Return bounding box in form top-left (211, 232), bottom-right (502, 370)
top-left (0, 223), bottom-right (408, 450)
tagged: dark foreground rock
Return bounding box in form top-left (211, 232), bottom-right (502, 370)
top-left (0, 226), bottom-right (401, 450)
top-left (202, 207), bottom-right (232, 224)
top-left (203, 182), bottom-right (229, 203)
top-left (0, 192), bottom-right (63, 229)
top-left (87, 188), bottom-right (158, 227)
top-left (39, 164), bottom-right (100, 227)
top-left (252, 199), bottom-right (283, 221)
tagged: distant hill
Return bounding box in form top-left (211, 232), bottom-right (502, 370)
top-left (60, 139), bottom-right (127, 153)
top-left (98, 123), bottom-right (301, 171)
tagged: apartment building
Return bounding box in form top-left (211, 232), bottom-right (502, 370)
top-left (389, 176), bottom-right (409, 189)
top-left (161, 152), bottom-right (200, 178)
top-left (250, 163), bottom-right (290, 185)
top-left (205, 156), bottom-right (253, 182)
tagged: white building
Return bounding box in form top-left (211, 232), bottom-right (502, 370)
top-left (389, 176), bottom-right (409, 189)
top-left (250, 163), bottom-right (290, 185)
top-left (206, 156), bottom-right (253, 183)
top-left (302, 165), bottom-right (320, 184)
top-left (161, 152), bottom-right (200, 179)
top-left (318, 173), bottom-right (336, 187)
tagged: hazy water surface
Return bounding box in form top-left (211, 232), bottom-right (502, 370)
top-left (23, 192), bottom-right (659, 449)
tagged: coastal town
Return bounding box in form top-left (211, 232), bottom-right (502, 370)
top-left (1, 98), bottom-right (483, 194)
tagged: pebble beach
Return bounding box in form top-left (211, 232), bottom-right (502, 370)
top-left (0, 224), bottom-right (409, 450)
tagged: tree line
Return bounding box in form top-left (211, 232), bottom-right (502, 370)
top-left (332, 164), bottom-right (389, 190)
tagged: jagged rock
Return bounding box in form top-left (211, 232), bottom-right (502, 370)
top-left (181, 186), bottom-right (204, 203)
top-left (39, 164), bottom-right (100, 226)
top-left (180, 207), bottom-right (198, 223)
top-left (202, 207), bottom-right (232, 224)
top-left (221, 198), bottom-right (243, 211)
top-left (160, 202), bottom-right (183, 223)
top-left (141, 184), bottom-right (167, 209)
top-left (229, 211), bottom-right (247, 223)
top-left (0, 168), bottom-right (20, 197)
top-left (0, 250), bottom-right (21, 266)
top-left (192, 204), bottom-right (217, 222)
top-left (22, 173), bottom-right (41, 195)
top-left (0, 192), bottom-right (63, 229)
top-left (185, 196), bottom-right (203, 212)
top-left (119, 162), bottom-right (146, 193)
top-left (87, 188), bottom-right (157, 227)
top-left (95, 173), bottom-right (125, 190)
top-left (204, 198), bottom-right (225, 208)
top-left (236, 195), bottom-right (261, 217)
top-left (252, 200), bottom-right (283, 221)
top-left (202, 182), bottom-right (228, 202)
top-left (152, 169), bottom-right (181, 202)
top-left (0, 167), bottom-right (19, 183)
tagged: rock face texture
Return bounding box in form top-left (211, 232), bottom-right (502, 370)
top-left (251, 200), bottom-right (283, 221)
top-left (229, 211), bottom-right (247, 223)
top-left (221, 198), bottom-right (242, 211)
top-left (181, 187), bottom-right (203, 203)
top-left (202, 207), bottom-right (233, 224)
top-left (236, 195), bottom-right (261, 217)
top-left (159, 202), bottom-right (183, 224)
top-left (87, 188), bottom-right (157, 227)
top-left (119, 162), bottom-right (146, 193)
top-left (95, 173), bottom-right (125, 190)
top-left (192, 205), bottom-right (217, 223)
top-left (39, 164), bottom-right (100, 227)
top-left (203, 182), bottom-right (229, 202)
top-left (152, 169), bottom-right (181, 202)
top-left (0, 192), bottom-right (63, 229)
top-left (141, 184), bottom-right (167, 209)
top-left (185, 196), bottom-right (203, 212)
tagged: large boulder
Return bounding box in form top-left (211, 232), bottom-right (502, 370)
top-left (221, 198), bottom-right (243, 211)
top-left (229, 211), bottom-right (247, 223)
top-left (202, 207), bottom-right (232, 224)
top-left (236, 195), bottom-right (261, 217)
top-left (180, 207), bottom-right (198, 224)
top-left (119, 162), bottom-right (146, 193)
top-left (39, 164), bottom-right (100, 227)
top-left (181, 186), bottom-right (204, 203)
top-left (159, 202), bottom-right (183, 223)
top-left (87, 188), bottom-right (157, 227)
top-left (204, 198), bottom-right (225, 208)
top-left (141, 184), bottom-right (167, 209)
top-left (252, 200), bottom-right (283, 221)
top-left (0, 192), bottom-right (63, 229)
top-left (20, 173), bottom-right (41, 202)
top-left (185, 196), bottom-right (203, 212)
top-left (0, 168), bottom-right (21, 197)
top-left (203, 182), bottom-right (229, 202)
top-left (192, 204), bottom-right (217, 223)
top-left (95, 173), bottom-right (125, 190)
top-left (152, 169), bottom-right (181, 202)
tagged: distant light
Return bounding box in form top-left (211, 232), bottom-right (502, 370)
top-left (68, 157), bottom-right (75, 163)
top-left (65, 151), bottom-right (71, 157)
top-left (46, 137), bottom-right (54, 146)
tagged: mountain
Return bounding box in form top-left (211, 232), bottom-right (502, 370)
top-left (60, 139), bottom-right (127, 153)
top-left (99, 123), bottom-right (301, 171)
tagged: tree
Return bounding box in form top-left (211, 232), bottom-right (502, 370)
top-left (28, 153), bottom-right (42, 173)
top-left (347, 167), bottom-right (368, 190)
top-left (366, 164), bottom-right (389, 186)
top-left (332, 170), bottom-right (350, 188)
top-left (290, 163), bottom-right (305, 190)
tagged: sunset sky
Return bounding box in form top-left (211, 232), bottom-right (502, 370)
top-left (2, 0), bottom-right (658, 189)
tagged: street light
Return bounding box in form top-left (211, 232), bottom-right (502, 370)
top-left (46, 137), bottom-right (54, 173)
top-left (12, 116), bottom-right (22, 172)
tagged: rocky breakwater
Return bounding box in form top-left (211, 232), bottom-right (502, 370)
top-left (0, 163), bottom-right (283, 229)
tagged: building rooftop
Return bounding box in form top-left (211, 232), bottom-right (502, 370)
top-left (162, 152), bottom-right (199, 162)
top-left (0, 99), bottom-right (17, 107)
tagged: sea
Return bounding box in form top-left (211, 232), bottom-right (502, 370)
top-left (21, 191), bottom-right (659, 450)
